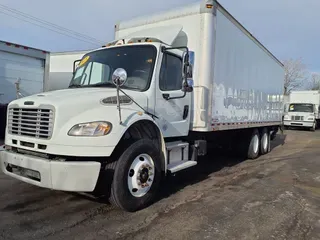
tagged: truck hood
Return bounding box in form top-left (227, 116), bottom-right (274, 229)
top-left (6, 88), bottom-right (153, 151)
top-left (9, 88), bottom-right (148, 125)
top-left (11, 87), bottom-right (146, 105)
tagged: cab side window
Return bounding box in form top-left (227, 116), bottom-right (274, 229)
top-left (159, 53), bottom-right (182, 91)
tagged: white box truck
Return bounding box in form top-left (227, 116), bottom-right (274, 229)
top-left (0, 40), bottom-right (50, 150)
top-left (48, 50), bottom-right (89, 91)
top-left (0, 0), bottom-right (284, 212)
top-left (283, 90), bottom-right (320, 131)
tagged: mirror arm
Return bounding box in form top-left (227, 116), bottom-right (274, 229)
top-left (163, 91), bottom-right (186, 101)
top-left (161, 46), bottom-right (189, 55)
top-left (73, 59), bottom-right (81, 73)
top-left (118, 88), bottom-right (158, 119)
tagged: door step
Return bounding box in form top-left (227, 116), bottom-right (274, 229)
top-left (165, 141), bottom-right (189, 163)
top-left (167, 160), bottom-right (197, 173)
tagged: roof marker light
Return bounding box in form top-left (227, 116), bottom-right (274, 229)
top-left (206, 4), bottom-right (213, 8)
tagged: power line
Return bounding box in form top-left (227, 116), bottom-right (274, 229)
top-left (0, 4), bottom-right (104, 44)
top-left (0, 4), bottom-right (105, 46)
top-left (0, 10), bottom-right (101, 46)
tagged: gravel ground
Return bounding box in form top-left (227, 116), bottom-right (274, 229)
top-left (0, 130), bottom-right (319, 240)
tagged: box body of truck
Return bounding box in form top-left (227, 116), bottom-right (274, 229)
top-left (115, 0), bottom-right (284, 132)
top-left (0, 40), bottom-right (50, 141)
top-left (48, 50), bottom-right (89, 91)
top-left (283, 90), bottom-right (320, 130)
top-left (0, 0), bottom-right (284, 212)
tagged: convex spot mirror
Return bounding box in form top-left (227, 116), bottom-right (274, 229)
top-left (112, 68), bottom-right (128, 87)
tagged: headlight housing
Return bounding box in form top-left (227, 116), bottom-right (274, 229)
top-left (308, 114), bottom-right (315, 120)
top-left (68, 121), bottom-right (112, 136)
top-left (283, 114), bottom-right (290, 120)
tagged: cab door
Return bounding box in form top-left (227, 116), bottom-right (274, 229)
top-left (154, 51), bottom-right (191, 138)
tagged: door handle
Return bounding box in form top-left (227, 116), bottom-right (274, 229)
top-left (183, 105), bottom-right (189, 119)
top-left (162, 94), bottom-right (170, 100)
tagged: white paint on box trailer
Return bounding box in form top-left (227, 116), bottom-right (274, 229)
top-left (124, 25), bottom-right (183, 45)
top-left (289, 91), bottom-right (320, 104)
top-left (0, 51), bottom-right (44, 104)
top-left (211, 9), bottom-right (284, 130)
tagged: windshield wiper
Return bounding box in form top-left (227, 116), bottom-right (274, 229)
top-left (69, 83), bottom-right (82, 88)
top-left (90, 82), bottom-right (116, 88)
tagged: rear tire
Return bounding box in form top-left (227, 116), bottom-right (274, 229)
top-left (109, 139), bottom-right (162, 212)
top-left (247, 129), bottom-right (260, 159)
top-left (260, 128), bottom-right (270, 155)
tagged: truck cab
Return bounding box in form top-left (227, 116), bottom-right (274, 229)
top-left (0, 32), bottom-right (196, 212)
top-left (283, 103), bottom-right (318, 131)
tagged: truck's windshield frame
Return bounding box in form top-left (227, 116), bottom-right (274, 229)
top-left (288, 103), bottom-right (314, 113)
top-left (69, 45), bottom-right (157, 92)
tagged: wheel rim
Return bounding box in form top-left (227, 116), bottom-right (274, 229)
top-left (127, 153), bottom-right (155, 198)
top-left (262, 133), bottom-right (268, 151)
top-left (253, 134), bottom-right (259, 153)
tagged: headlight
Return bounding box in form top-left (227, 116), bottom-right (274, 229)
top-left (284, 115), bottom-right (290, 120)
top-left (308, 117), bottom-right (314, 120)
top-left (68, 121), bottom-right (112, 136)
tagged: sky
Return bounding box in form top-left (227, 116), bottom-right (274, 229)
top-left (0, 0), bottom-right (319, 72)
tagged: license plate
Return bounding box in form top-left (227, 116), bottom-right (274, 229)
top-left (24, 169), bottom-right (40, 179)
top-left (13, 166), bottom-right (40, 180)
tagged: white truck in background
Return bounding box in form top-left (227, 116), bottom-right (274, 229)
top-left (48, 50), bottom-right (89, 91)
top-left (283, 90), bottom-right (320, 131)
top-left (0, 0), bottom-right (284, 212)
top-left (0, 40), bottom-right (50, 148)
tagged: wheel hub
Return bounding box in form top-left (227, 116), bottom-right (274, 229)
top-left (127, 154), bottom-right (155, 197)
top-left (139, 167), bottom-right (149, 183)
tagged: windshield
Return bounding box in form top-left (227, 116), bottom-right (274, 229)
top-left (69, 45), bottom-right (157, 91)
top-left (288, 103), bottom-right (314, 113)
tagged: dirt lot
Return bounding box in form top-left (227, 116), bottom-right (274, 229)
top-left (0, 130), bottom-right (319, 240)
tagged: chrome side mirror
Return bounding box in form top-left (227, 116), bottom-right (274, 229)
top-left (112, 68), bottom-right (128, 87)
top-left (186, 64), bottom-right (193, 79)
top-left (182, 51), bottom-right (194, 93)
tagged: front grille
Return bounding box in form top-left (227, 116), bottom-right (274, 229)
top-left (8, 108), bottom-right (54, 139)
top-left (291, 116), bottom-right (304, 121)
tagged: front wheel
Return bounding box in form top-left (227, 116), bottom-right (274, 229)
top-left (310, 122), bottom-right (316, 132)
top-left (109, 139), bottom-right (162, 212)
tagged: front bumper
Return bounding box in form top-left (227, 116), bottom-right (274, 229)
top-left (283, 120), bottom-right (314, 128)
top-left (0, 150), bottom-right (101, 192)
top-left (5, 134), bottom-right (116, 157)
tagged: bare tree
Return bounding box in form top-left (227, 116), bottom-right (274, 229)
top-left (308, 73), bottom-right (320, 90)
top-left (283, 58), bottom-right (308, 95)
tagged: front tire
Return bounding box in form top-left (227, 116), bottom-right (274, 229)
top-left (109, 139), bottom-right (162, 212)
top-left (310, 122), bottom-right (316, 132)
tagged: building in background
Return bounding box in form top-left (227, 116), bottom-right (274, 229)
top-left (0, 40), bottom-right (50, 139)
top-left (48, 50), bottom-right (89, 91)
